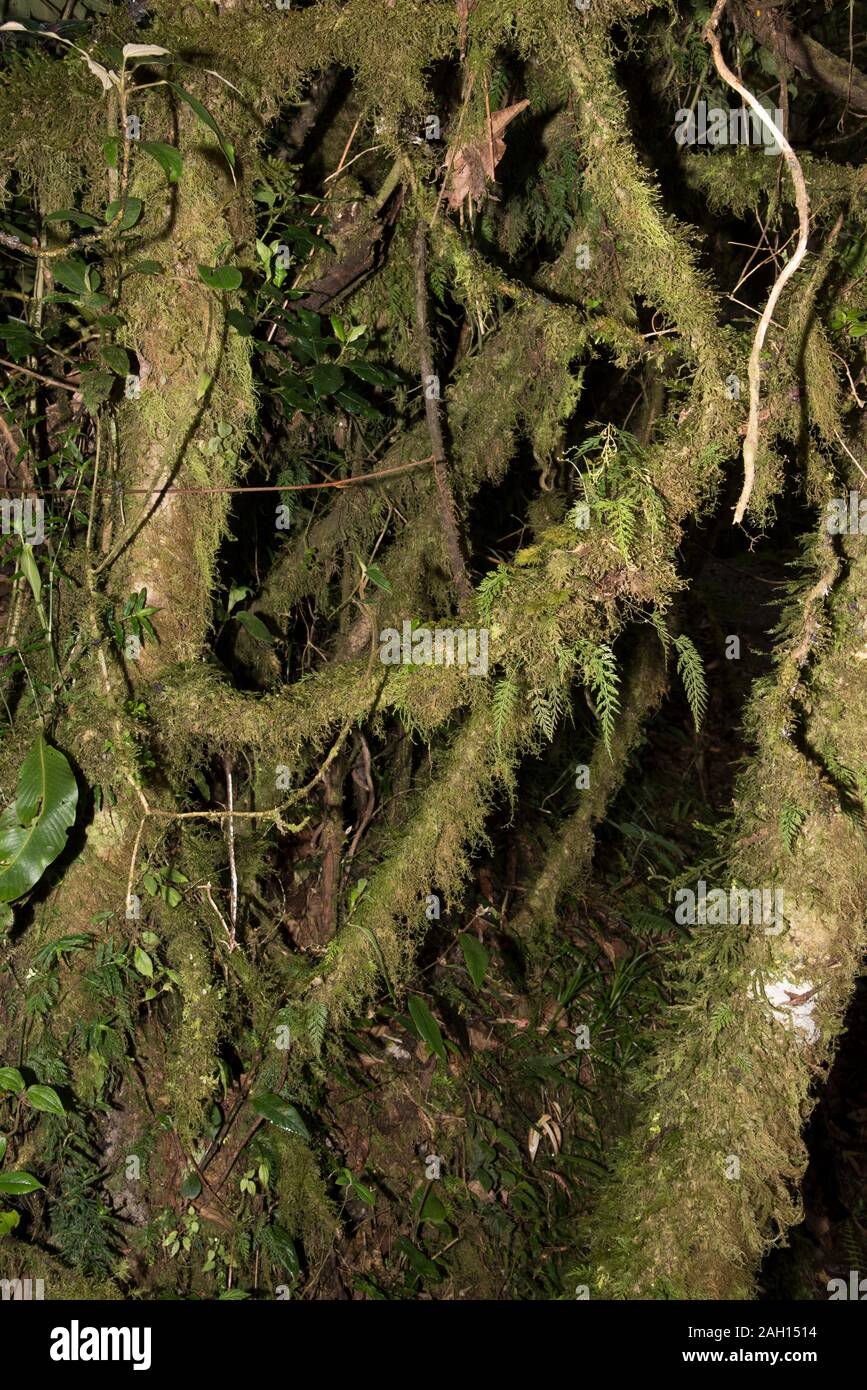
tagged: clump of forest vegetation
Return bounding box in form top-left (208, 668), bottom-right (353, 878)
top-left (0, 0), bottom-right (866, 1302)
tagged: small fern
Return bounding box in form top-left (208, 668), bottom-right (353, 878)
top-left (476, 564), bottom-right (511, 624)
top-left (648, 608), bottom-right (672, 663)
top-left (493, 673), bottom-right (519, 751)
top-left (529, 686), bottom-right (558, 743)
top-left (779, 800), bottom-right (806, 856)
top-left (673, 634), bottom-right (708, 731)
top-left (598, 494), bottom-right (638, 564)
top-left (305, 1001), bottom-right (328, 1057)
top-left (709, 1002), bottom-right (735, 1036)
top-left (578, 640), bottom-right (621, 756)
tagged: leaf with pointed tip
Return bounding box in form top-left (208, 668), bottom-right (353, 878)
top-left (0, 737), bottom-right (78, 905)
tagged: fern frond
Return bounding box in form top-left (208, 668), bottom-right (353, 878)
top-left (779, 800), bottom-right (806, 856)
top-left (673, 634), bottom-right (708, 731)
top-left (476, 564), bottom-right (511, 624)
top-left (529, 686), bottom-right (557, 742)
top-left (578, 640), bottom-right (621, 756)
top-left (305, 1001), bottom-right (328, 1057)
top-left (648, 608), bottom-right (672, 663)
top-left (493, 674), bottom-right (519, 751)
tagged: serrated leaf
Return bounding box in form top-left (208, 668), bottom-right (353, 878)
top-left (311, 363), bottom-right (344, 398)
top-left (99, 345), bottom-right (130, 376)
top-left (459, 933), bottom-right (489, 991)
top-left (0, 737), bottom-right (78, 905)
top-left (79, 370), bottom-right (115, 413)
top-left (364, 563), bottom-right (391, 593)
top-left (25, 1084), bottom-right (65, 1116)
top-left (250, 1092), bottom-right (310, 1139)
top-left (141, 141), bottom-right (182, 184)
top-left (407, 996), bottom-right (447, 1063)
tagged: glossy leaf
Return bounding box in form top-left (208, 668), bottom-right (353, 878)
top-left (250, 1092), bottom-right (310, 1140)
top-left (0, 1171), bottom-right (43, 1194)
top-left (0, 737), bottom-right (78, 905)
top-left (25, 1084), bottom-right (65, 1117)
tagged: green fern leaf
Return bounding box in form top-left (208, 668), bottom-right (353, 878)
top-left (673, 634), bottom-right (708, 732)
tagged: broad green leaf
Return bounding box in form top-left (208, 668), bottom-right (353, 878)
top-left (0, 1136), bottom-right (6, 1163)
top-left (141, 141), bottom-right (182, 184)
top-left (132, 260), bottom-right (163, 275)
top-left (197, 264), bottom-right (242, 292)
top-left (133, 947), bottom-right (154, 978)
top-left (79, 369), bottom-right (115, 414)
top-left (45, 208), bottom-right (101, 229)
top-left (53, 259), bottom-right (91, 296)
top-left (346, 361), bottom-right (400, 386)
top-left (250, 1092), bottom-right (310, 1140)
top-left (311, 363), bottom-right (344, 398)
top-left (25, 1084), bottom-right (65, 1116)
top-left (459, 932), bottom-right (489, 991)
top-left (105, 197), bottom-right (143, 231)
top-left (169, 83), bottom-right (235, 175)
top-left (226, 309), bottom-right (253, 335)
top-left (364, 563), bottom-right (391, 594)
top-left (0, 1068), bottom-right (24, 1095)
top-left (0, 1171), bottom-right (43, 1194)
top-left (99, 345), bottom-right (130, 376)
top-left (347, 1174), bottom-right (375, 1207)
top-left (414, 1184), bottom-right (448, 1224)
top-left (0, 1210), bottom-right (20, 1235)
top-left (0, 737), bottom-right (78, 905)
top-left (180, 1171), bottom-right (202, 1200)
top-left (0, 319), bottom-right (39, 361)
top-left (395, 1236), bottom-right (441, 1281)
top-left (407, 996), bottom-right (446, 1063)
top-left (234, 610), bottom-right (272, 644)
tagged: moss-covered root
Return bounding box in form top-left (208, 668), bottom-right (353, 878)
top-left (579, 528), bottom-right (867, 1300)
top-left (0, 1240), bottom-right (121, 1300)
top-left (511, 634), bottom-right (668, 945)
top-left (303, 699), bottom-right (521, 1029)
